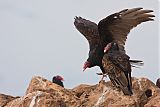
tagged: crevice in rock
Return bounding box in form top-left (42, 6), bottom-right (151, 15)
top-left (75, 92), bottom-right (84, 98)
top-left (145, 89), bottom-right (152, 98)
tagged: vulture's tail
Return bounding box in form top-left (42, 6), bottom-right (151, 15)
top-left (129, 60), bottom-right (144, 68)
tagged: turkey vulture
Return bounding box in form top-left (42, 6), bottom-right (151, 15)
top-left (52, 75), bottom-right (64, 87)
top-left (102, 42), bottom-right (132, 95)
top-left (74, 8), bottom-right (154, 76)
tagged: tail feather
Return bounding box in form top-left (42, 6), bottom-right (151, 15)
top-left (126, 72), bottom-right (133, 95)
top-left (130, 60), bottom-right (144, 68)
top-left (131, 65), bottom-right (141, 68)
top-left (114, 72), bottom-right (133, 96)
top-left (129, 60), bottom-right (143, 63)
top-left (114, 78), bottom-right (132, 95)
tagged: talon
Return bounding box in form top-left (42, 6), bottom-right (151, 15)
top-left (99, 73), bottom-right (107, 81)
top-left (96, 73), bottom-right (103, 75)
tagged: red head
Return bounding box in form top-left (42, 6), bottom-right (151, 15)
top-left (55, 75), bottom-right (64, 81)
top-left (104, 43), bottom-right (112, 53)
top-left (83, 61), bottom-right (91, 71)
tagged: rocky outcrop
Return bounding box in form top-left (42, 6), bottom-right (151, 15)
top-left (6, 76), bottom-right (80, 107)
top-left (0, 94), bottom-right (19, 107)
top-left (71, 78), bottom-right (160, 107)
top-left (0, 76), bottom-right (160, 107)
top-left (144, 95), bottom-right (160, 107)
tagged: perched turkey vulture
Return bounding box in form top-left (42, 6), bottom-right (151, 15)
top-left (102, 42), bottom-right (132, 95)
top-left (74, 8), bottom-right (154, 76)
top-left (52, 75), bottom-right (64, 87)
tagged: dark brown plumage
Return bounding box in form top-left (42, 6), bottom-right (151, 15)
top-left (102, 42), bottom-right (132, 95)
top-left (98, 8), bottom-right (155, 52)
top-left (74, 8), bottom-right (154, 74)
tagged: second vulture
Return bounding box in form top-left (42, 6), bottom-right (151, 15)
top-left (102, 42), bottom-right (132, 95)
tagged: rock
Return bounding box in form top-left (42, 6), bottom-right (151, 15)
top-left (6, 91), bottom-right (67, 107)
top-left (144, 95), bottom-right (160, 107)
top-left (0, 94), bottom-right (19, 107)
top-left (25, 76), bottom-right (80, 107)
top-left (1, 76), bottom-right (160, 107)
top-left (71, 84), bottom-right (97, 98)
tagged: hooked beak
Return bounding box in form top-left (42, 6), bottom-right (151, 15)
top-left (61, 77), bottom-right (64, 81)
top-left (57, 76), bottom-right (64, 81)
top-left (83, 61), bottom-right (90, 71)
top-left (83, 64), bottom-right (88, 71)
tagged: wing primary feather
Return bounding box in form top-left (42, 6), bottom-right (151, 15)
top-left (118, 9), bottom-right (128, 13)
top-left (97, 8), bottom-right (155, 52)
top-left (123, 7), bottom-right (143, 15)
top-left (133, 10), bottom-right (154, 16)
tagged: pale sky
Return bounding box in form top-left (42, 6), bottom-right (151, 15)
top-left (0, 0), bottom-right (159, 96)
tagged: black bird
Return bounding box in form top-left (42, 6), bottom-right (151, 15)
top-left (102, 42), bottom-right (132, 95)
top-left (52, 75), bottom-right (64, 87)
top-left (74, 8), bottom-right (154, 77)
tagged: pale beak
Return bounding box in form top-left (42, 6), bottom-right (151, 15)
top-left (104, 43), bottom-right (112, 53)
top-left (83, 68), bottom-right (86, 71)
top-left (104, 46), bottom-right (110, 53)
top-left (83, 65), bottom-right (87, 71)
top-left (61, 77), bottom-right (64, 81)
top-left (83, 61), bottom-right (90, 72)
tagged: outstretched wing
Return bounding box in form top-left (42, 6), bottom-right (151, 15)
top-left (74, 16), bottom-right (100, 49)
top-left (98, 8), bottom-right (155, 52)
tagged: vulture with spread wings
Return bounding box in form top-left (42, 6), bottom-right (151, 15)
top-left (74, 8), bottom-right (154, 77)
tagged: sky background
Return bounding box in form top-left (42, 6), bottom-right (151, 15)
top-left (0, 0), bottom-right (159, 96)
